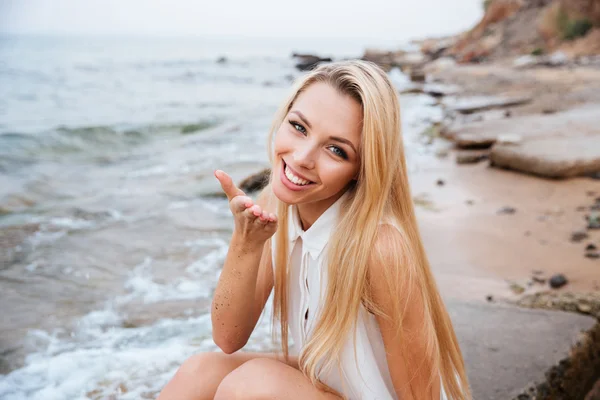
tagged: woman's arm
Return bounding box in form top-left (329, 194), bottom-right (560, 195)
top-left (211, 173), bottom-right (277, 354)
top-left (367, 224), bottom-right (441, 400)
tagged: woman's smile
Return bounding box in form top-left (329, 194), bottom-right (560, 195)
top-left (280, 160), bottom-right (317, 191)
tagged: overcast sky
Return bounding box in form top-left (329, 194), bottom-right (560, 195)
top-left (1, 0), bottom-right (483, 40)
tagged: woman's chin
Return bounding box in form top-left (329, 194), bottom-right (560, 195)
top-left (272, 182), bottom-right (297, 205)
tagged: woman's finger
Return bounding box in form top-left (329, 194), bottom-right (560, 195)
top-left (215, 170), bottom-right (245, 201)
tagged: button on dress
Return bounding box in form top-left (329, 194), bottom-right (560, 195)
top-left (272, 192), bottom-right (449, 399)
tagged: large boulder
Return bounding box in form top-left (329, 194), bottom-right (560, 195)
top-left (491, 135), bottom-right (600, 178)
top-left (292, 53), bottom-right (332, 71)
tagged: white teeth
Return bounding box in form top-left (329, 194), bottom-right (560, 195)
top-left (285, 165), bottom-right (311, 186)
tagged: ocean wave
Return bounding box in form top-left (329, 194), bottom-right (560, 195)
top-left (0, 120), bottom-right (219, 170)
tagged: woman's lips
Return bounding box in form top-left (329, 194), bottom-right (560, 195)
top-left (281, 161), bottom-right (315, 191)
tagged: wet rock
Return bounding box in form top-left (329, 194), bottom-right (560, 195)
top-left (292, 53), bottom-right (332, 71)
top-left (588, 212), bottom-right (600, 230)
top-left (456, 151), bottom-right (489, 164)
top-left (497, 206), bottom-right (517, 215)
top-left (549, 274), bottom-right (568, 289)
top-left (572, 230), bottom-right (590, 242)
top-left (491, 136), bottom-right (600, 179)
top-left (239, 168), bottom-right (271, 194)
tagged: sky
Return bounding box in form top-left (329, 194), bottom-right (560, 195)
top-left (0, 0), bottom-right (483, 40)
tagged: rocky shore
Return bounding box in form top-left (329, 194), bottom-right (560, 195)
top-left (280, 2), bottom-right (600, 398)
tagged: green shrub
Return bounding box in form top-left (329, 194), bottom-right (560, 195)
top-left (563, 19), bottom-right (593, 40)
top-left (531, 47), bottom-right (545, 56)
top-left (557, 8), bottom-right (593, 40)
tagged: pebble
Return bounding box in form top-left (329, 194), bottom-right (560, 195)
top-left (587, 212), bottom-right (600, 230)
top-left (497, 206), bottom-right (517, 215)
top-left (486, 295), bottom-right (494, 302)
top-left (549, 274), bottom-right (568, 289)
top-left (436, 179), bottom-right (445, 186)
top-left (571, 230), bottom-right (589, 242)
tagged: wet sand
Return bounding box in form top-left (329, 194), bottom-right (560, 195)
top-left (410, 62), bottom-right (600, 302)
top-left (412, 155), bottom-right (600, 301)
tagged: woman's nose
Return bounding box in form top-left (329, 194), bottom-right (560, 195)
top-left (292, 144), bottom-right (316, 170)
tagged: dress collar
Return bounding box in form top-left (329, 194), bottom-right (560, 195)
top-left (287, 190), bottom-right (350, 259)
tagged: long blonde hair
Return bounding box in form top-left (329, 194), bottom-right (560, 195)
top-left (266, 60), bottom-right (471, 399)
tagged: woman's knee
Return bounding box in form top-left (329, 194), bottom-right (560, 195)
top-left (158, 352), bottom-right (231, 400)
top-left (214, 358), bottom-right (285, 400)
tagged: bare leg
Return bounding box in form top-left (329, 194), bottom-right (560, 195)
top-left (157, 352), bottom-right (297, 400)
top-left (214, 358), bottom-right (342, 400)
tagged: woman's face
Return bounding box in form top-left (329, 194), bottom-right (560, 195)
top-left (272, 82), bottom-right (362, 210)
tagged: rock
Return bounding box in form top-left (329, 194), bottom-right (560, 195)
top-left (409, 68), bottom-right (426, 83)
top-left (423, 57), bottom-right (457, 74)
top-left (422, 83), bottom-right (461, 98)
top-left (455, 134), bottom-right (497, 149)
top-left (292, 54), bottom-right (332, 71)
top-left (497, 206), bottom-right (517, 215)
top-left (486, 295), bottom-right (494, 302)
top-left (588, 212), bottom-right (600, 230)
top-left (532, 276), bottom-right (546, 284)
top-left (586, 244), bottom-right (598, 251)
top-left (585, 379), bottom-right (600, 400)
top-left (549, 274), bottom-right (568, 289)
top-left (572, 230), bottom-right (590, 242)
top-left (509, 282), bottom-right (525, 294)
top-left (585, 251), bottom-right (600, 259)
top-left (361, 49), bottom-right (409, 71)
top-left (546, 51), bottom-right (569, 66)
top-left (216, 56), bottom-right (227, 64)
top-left (587, 171), bottom-right (600, 180)
top-left (436, 179), bottom-right (445, 186)
top-left (447, 95), bottom-right (532, 114)
top-left (496, 134), bottom-right (522, 145)
top-left (238, 168), bottom-right (271, 193)
top-left (466, 199), bottom-right (475, 206)
top-left (577, 302), bottom-right (592, 314)
top-left (491, 136), bottom-right (600, 179)
top-left (456, 151), bottom-right (489, 164)
top-left (514, 55), bottom-right (540, 68)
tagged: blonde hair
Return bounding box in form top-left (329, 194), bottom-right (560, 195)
top-left (265, 60), bottom-right (471, 399)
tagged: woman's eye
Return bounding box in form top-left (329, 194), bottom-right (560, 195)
top-left (289, 121), bottom-right (306, 134)
top-left (329, 146), bottom-right (348, 159)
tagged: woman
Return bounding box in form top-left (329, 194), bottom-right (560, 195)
top-left (158, 60), bottom-right (471, 399)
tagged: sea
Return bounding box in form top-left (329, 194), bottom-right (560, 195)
top-left (0, 34), bottom-right (444, 399)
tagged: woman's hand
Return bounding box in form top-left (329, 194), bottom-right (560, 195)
top-left (215, 170), bottom-right (278, 246)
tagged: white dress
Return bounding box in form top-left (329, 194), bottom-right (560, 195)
top-left (272, 191), bottom-right (449, 400)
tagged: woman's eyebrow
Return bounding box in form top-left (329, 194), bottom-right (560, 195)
top-left (330, 136), bottom-right (357, 154)
top-left (290, 110), bottom-right (358, 154)
top-left (290, 110), bottom-right (312, 129)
